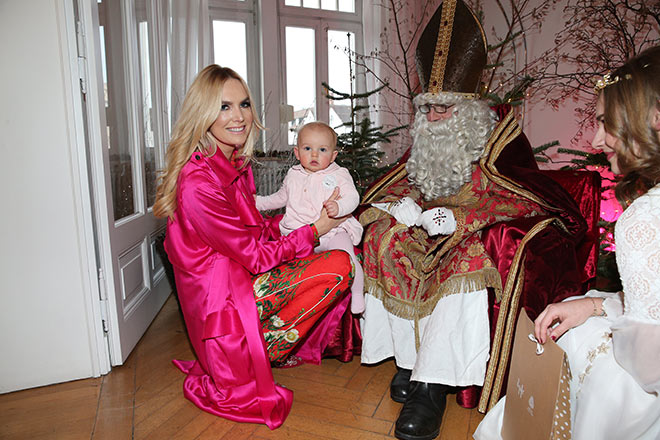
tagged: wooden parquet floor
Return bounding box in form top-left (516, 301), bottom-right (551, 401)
top-left (0, 296), bottom-right (484, 439)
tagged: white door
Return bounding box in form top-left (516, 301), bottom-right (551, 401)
top-left (79, 0), bottom-right (171, 365)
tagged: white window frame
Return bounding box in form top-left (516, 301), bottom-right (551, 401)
top-left (98, 0), bottom-right (170, 220)
top-left (206, 0), bottom-right (363, 151)
top-left (208, 0), bottom-right (261, 104)
top-left (278, 0), bottom-right (363, 148)
top-left (279, 0), bottom-right (363, 23)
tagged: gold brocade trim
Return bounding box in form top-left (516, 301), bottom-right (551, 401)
top-left (480, 113), bottom-right (554, 211)
top-left (377, 223), bottom-right (417, 275)
top-left (478, 217), bottom-right (558, 412)
top-left (428, 0), bottom-right (457, 94)
top-left (481, 110), bottom-right (514, 159)
top-left (358, 206), bottom-right (389, 227)
top-left (364, 266), bottom-right (502, 321)
top-left (361, 163), bottom-right (408, 205)
top-left (488, 260), bottom-right (525, 411)
top-left (442, 92), bottom-right (479, 98)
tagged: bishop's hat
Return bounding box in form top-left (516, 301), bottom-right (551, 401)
top-left (415, 0), bottom-right (488, 96)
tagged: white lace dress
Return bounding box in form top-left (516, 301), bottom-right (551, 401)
top-left (474, 184), bottom-right (660, 440)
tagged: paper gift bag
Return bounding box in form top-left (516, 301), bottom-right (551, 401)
top-left (501, 309), bottom-right (572, 440)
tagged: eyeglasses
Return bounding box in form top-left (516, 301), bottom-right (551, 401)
top-left (417, 103), bottom-right (455, 114)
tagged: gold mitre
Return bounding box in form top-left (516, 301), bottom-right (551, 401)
top-left (416, 0), bottom-right (488, 96)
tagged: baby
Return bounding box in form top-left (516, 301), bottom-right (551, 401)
top-left (256, 121), bottom-right (365, 313)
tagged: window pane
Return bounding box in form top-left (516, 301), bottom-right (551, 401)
top-left (137, 20), bottom-right (157, 208)
top-left (100, 1), bottom-right (136, 220)
top-left (285, 0), bottom-right (301, 5)
top-left (99, 26), bottom-right (109, 107)
top-left (327, 30), bottom-right (354, 135)
top-left (302, 0), bottom-right (320, 8)
top-left (285, 26), bottom-right (316, 144)
top-left (321, 0), bottom-right (337, 10)
top-left (213, 20), bottom-right (248, 83)
top-left (338, 0), bottom-right (354, 13)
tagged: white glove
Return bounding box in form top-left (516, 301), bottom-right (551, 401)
top-left (415, 207), bottom-right (456, 236)
top-left (372, 196), bottom-right (422, 227)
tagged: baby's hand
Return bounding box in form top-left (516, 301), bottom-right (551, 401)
top-left (323, 200), bottom-right (340, 218)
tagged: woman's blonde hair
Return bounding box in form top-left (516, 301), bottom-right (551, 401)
top-left (601, 45), bottom-right (660, 207)
top-left (153, 65), bottom-right (263, 218)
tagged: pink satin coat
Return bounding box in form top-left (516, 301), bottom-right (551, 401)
top-left (164, 151), bottom-right (317, 429)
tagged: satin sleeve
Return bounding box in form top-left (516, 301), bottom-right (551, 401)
top-left (181, 174), bottom-right (315, 275)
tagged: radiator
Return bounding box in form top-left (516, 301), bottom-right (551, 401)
top-left (252, 157), bottom-right (294, 196)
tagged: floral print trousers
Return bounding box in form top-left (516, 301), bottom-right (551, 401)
top-left (252, 250), bottom-right (353, 363)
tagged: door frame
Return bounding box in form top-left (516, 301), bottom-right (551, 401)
top-left (64, 0), bottom-right (111, 376)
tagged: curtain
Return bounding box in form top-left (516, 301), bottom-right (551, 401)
top-left (169, 0), bottom-right (211, 127)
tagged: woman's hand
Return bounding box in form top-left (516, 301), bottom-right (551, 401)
top-left (534, 298), bottom-right (597, 344)
top-left (314, 187), bottom-right (347, 236)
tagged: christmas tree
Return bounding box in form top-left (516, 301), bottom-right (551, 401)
top-left (323, 81), bottom-right (406, 196)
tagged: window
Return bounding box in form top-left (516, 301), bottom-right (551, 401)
top-left (327, 29), bottom-right (356, 136)
top-left (209, 0), bottom-right (262, 148)
top-left (209, 0), bottom-right (257, 91)
top-left (284, 0), bottom-right (355, 13)
top-left (97, 0), bottom-right (167, 220)
top-left (284, 25), bottom-right (317, 142)
top-left (212, 20), bottom-right (248, 81)
top-left (207, 0), bottom-right (363, 150)
top-left (279, 0), bottom-right (363, 146)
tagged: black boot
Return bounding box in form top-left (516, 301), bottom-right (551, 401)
top-left (390, 367), bottom-right (412, 403)
top-left (394, 381), bottom-right (448, 440)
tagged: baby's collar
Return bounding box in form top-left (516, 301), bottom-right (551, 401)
top-left (293, 162), bottom-right (340, 175)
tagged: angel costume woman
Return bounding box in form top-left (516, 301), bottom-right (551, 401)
top-left (474, 46), bottom-right (660, 440)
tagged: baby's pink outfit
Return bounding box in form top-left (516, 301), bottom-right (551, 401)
top-left (255, 162), bottom-right (365, 313)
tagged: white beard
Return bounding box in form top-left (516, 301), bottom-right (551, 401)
top-left (406, 93), bottom-right (497, 201)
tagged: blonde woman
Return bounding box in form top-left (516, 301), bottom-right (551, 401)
top-left (153, 65), bottom-right (353, 429)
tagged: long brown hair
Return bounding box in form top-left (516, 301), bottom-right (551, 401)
top-left (153, 65), bottom-right (264, 219)
top-left (601, 45), bottom-right (660, 207)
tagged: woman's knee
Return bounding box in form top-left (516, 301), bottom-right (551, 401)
top-left (322, 249), bottom-right (353, 278)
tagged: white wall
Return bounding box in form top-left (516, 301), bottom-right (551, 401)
top-left (0, 0), bottom-right (100, 392)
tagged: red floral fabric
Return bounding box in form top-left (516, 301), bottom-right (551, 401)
top-left (252, 250), bottom-right (353, 363)
top-left (360, 165), bottom-right (545, 318)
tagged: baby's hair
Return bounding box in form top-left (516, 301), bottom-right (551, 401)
top-left (297, 121), bottom-right (338, 149)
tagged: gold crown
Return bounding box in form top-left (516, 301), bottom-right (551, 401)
top-left (593, 72), bottom-right (632, 92)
